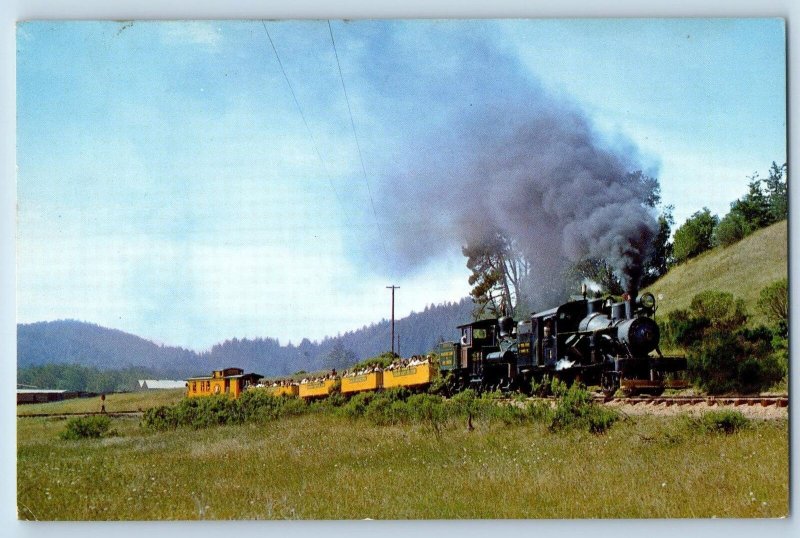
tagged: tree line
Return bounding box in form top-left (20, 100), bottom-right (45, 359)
top-left (672, 162), bottom-right (787, 264)
top-left (17, 299), bottom-right (475, 390)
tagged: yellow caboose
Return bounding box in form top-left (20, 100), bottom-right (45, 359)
top-left (186, 367), bottom-right (262, 399)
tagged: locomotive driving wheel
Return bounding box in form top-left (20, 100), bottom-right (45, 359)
top-left (601, 372), bottom-right (620, 398)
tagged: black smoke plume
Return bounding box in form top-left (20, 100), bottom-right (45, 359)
top-left (344, 22), bottom-right (659, 307)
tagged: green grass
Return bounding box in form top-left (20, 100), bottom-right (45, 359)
top-left (17, 411), bottom-right (788, 520)
top-left (17, 389), bottom-right (185, 416)
top-left (644, 220), bottom-right (787, 327)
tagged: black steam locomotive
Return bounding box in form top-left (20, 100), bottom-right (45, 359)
top-left (436, 291), bottom-right (687, 396)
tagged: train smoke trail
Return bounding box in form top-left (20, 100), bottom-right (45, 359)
top-left (343, 22), bottom-right (659, 306)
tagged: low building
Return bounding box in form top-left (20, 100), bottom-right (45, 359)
top-left (138, 379), bottom-right (187, 390)
top-left (17, 389), bottom-right (80, 405)
top-left (186, 367), bottom-right (262, 398)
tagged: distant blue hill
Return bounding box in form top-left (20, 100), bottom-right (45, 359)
top-left (17, 298), bottom-right (474, 378)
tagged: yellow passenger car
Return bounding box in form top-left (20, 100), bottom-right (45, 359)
top-left (186, 367), bottom-right (262, 399)
top-left (383, 364), bottom-right (435, 389)
top-left (268, 384), bottom-right (300, 397)
top-left (298, 379), bottom-right (337, 399)
top-left (341, 372), bottom-right (383, 395)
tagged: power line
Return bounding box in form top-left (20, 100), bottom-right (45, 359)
top-left (259, 21), bottom-right (347, 213)
top-left (327, 20), bottom-right (389, 262)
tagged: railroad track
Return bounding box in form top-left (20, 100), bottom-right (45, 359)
top-left (17, 410), bottom-right (144, 418)
top-left (597, 395), bottom-right (788, 407)
top-left (495, 394), bottom-right (789, 408)
top-left (17, 395), bottom-right (789, 419)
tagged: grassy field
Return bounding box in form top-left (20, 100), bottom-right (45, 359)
top-left (16, 389), bottom-right (186, 416)
top-left (644, 220), bottom-right (787, 326)
top-left (17, 410), bottom-right (788, 520)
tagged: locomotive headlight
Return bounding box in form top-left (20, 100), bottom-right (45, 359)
top-left (638, 292), bottom-right (656, 309)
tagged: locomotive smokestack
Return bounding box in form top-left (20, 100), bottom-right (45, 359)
top-left (625, 289), bottom-right (637, 319)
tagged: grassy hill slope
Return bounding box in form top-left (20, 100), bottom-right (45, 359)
top-left (644, 220), bottom-right (787, 326)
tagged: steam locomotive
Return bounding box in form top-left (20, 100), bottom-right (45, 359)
top-left (436, 291), bottom-right (687, 396)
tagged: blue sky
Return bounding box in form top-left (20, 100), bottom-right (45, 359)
top-left (16, 19), bottom-right (786, 349)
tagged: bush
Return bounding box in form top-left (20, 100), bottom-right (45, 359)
top-left (667, 290), bottom-right (783, 395)
top-left (141, 392), bottom-right (309, 431)
top-left (449, 389), bottom-right (480, 417)
top-left (757, 279), bottom-right (788, 337)
top-left (60, 415), bottom-right (113, 440)
top-left (697, 410), bottom-right (750, 434)
top-left (340, 391), bottom-right (378, 420)
top-left (142, 405), bottom-right (178, 431)
top-left (687, 336), bottom-right (741, 394)
top-left (548, 383), bottom-right (619, 434)
top-left (689, 291), bottom-right (747, 331)
top-left (406, 394), bottom-right (447, 434)
top-left (659, 309), bottom-right (710, 349)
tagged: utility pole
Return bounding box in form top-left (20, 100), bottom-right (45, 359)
top-left (386, 285), bottom-right (400, 356)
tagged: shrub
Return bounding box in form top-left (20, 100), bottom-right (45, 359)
top-left (142, 405), bottom-right (178, 431)
top-left (689, 291), bottom-right (747, 331)
top-left (406, 393), bottom-right (447, 434)
top-left (687, 334), bottom-right (743, 394)
top-left (141, 392), bottom-right (309, 431)
top-left (757, 279), bottom-right (788, 337)
top-left (488, 401), bottom-right (530, 425)
top-left (340, 391), bottom-right (378, 419)
top-left (60, 415), bottom-right (113, 440)
top-left (698, 410), bottom-right (750, 434)
top-left (322, 391), bottom-right (347, 409)
top-left (548, 383), bottom-right (618, 434)
top-left (659, 309), bottom-right (710, 349)
top-left (449, 389), bottom-right (480, 417)
top-left (525, 399), bottom-right (553, 422)
top-left (363, 395), bottom-right (411, 426)
top-left (586, 407), bottom-right (620, 434)
top-left (667, 290), bottom-right (782, 395)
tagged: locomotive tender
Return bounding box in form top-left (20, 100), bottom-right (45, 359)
top-left (437, 291), bottom-right (687, 396)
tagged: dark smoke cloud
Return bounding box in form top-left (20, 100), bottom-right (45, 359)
top-left (342, 22), bottom-right (659, 307)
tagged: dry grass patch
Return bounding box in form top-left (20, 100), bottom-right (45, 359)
top-left (644, 220), bottom-right (786, 327)
top-left (17, 389), bottom-right (185, 416)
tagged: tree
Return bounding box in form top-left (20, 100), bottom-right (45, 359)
top-left (641, 205), bottom-right (675, 287)
top-left (463, 231), bottom-right (528, 319)
top-left (324, 340), bottom-right (357, 370)
top-left (567, 258), bottom-right (624, 296)
top-left (713, 211), bottom-right (752, 247)
top-left (710, 162), bottom-right (787, 249)
top-left (672, 208), bottom-right (718, 263)
top-left (729, 175), bottom-right (771, 230)
top-left (763, 161), bottom-right (788, 223)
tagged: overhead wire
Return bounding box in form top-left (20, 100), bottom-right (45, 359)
top-left (259, 21), bottom-right (348, 216)
top-left (327, 20), bottom-right (390, 262)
